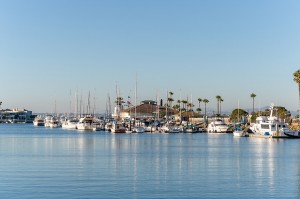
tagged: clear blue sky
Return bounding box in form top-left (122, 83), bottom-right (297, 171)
top-left (1, 0), bottom-right (300, 114)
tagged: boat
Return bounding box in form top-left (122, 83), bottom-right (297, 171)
top-left (44, 115), bottom-right (60, 128)
top-left (233, 100), bottom-right (248, 137)
top-left (62, 117), bottom-right (79, 129)
top-left (33, 116), bottom-right (45, 126)
top-left (284, 131), bottom-right (300, 138)
top-left (49, 117), bottom-right (60, 128)
top-left (249, 103), bottom-right (292, 138)
top-left (207, 118), bottom-right (230, 133)
top-left (132, 126), bottom-right (145, 133)
top-left (111, 121), bottom-right (126, 133)
top-left (233, 124), bottom-right (248, 137)
top-left (76, 115), bottom-right (95, 131)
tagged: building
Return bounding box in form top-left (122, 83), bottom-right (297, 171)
top-left (120, 100), bottom-right (177, 120)
top-left (0, 108), bottom-right (34, 123)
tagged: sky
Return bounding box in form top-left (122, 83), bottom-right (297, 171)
top-left (0, 0), bottom-right (300, 114)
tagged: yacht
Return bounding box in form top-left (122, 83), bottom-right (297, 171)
top-left (250, 104), bottom-right (291, 137)
top-left (62, 117), bottom-right (79, 129)
top-left (207, 118), bottom-right (230, 133)
top-left (111, 121), bottom-right (126, 133)
top-left (33, 116), bottom-right (44, 126)
top-left (49, 117), bottom-right (60, 128)
top-left (76, 115), bottom-right (95, 131)
top-left (44, 115), bottom-right (60, 128)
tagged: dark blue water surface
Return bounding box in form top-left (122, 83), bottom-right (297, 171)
top-left (0, 124), bottom-right (300, 198)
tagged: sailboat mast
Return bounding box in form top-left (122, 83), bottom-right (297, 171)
top-left (237, 99), bottom-right (240, 123)
top-left (69, 89), bottom-right (72, 116)
top-left (135, 74), bottom-right (137, 124)
top-left (93, 89), bottom-right (96, 116)
top-left (179, 89), bottom-right (182, 123)
top-left (166, 90), bottom-right (168, 122)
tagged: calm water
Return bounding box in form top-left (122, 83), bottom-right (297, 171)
top-left (1, 124), bottom-right (300, 198)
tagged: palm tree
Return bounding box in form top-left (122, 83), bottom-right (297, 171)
top-left (177, 99), bottom-right (181, 111)
top-left (197, 98), bottom-right (202, 114)
top-left (203, 99), bottom-right (209, 116)
top-left (187, 103), bottom-right (194, 111)
top-left (293, 70), bottom-right (300, 118)
top-left (250, 93), bottom-right (256, 114)
top-left (215, 95), bottom-right (221, 115)
top-left (168, 91), bottom-right (174, 107)
top-left (182, 100), bottom-right (187, 111)
top-left (220, 98), bottom-right (224, 115)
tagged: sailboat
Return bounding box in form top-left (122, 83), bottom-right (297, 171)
top-left (233, 100), bottom-right (248, 137)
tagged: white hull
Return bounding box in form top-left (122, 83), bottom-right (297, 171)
top-left (76, 123), bottom-right (94, 131)
top-left (62, 123), bottom-right (77, 129)
top-left (33, 121), bottom-right (44, 126)
top-left (49, 124), bottom-right (60, 128)
top-left (132, 126), bottom-right (145, 133)
top-left (233, 130), bottom-right (248, 137)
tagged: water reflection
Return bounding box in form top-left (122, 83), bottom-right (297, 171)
top-left (1, 125), bottom-right (300, 198)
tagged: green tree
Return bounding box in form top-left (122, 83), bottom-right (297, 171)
top-left (230, 108), bottom-right (248, 122)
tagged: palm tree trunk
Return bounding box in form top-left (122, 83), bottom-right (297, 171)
top-left (252, 98), bottom-right (254, 114)
top-left (298, 83), bottom-right (300, 118)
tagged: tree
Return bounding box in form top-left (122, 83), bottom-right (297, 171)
top-left (168, 91), bottom-right (174, 107)
top-left (293, 70), bottom-right (300, 118)
top-left (182, 100), bottom-right (187, 111)
top-left (187, 103), bottom-right (194, 111)
top-left (250, 93), bottom-right (256, 114)
top-left (220, 98), bottom-right (224, 115)
top-left (230, 108), bottom-right (248, 122)
top-left (215, 95), bottom-right (221, 114)
top-left (197, 98), bottom-right (202, 114)
top-left (203, 99), bottom-right (209, 116)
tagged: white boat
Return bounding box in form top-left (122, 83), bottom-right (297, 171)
top-left (49, 117), bottom-right (60, 128)
top-left (111, 121), bottom-right (126, 133)
top-left (132, 126), bottom-right (145, 133)
top-left (33, 117), bottom-right (44, 126)
top-left (233, 124), bottom-right (248, 137)
top-left (62, 117), bottom-right (79, 129)
top-left (76, 115), bottom-right (95, 131)
top-left (160, 124), bottom-right (181, 133)
top-left (44, 115), bottom-right (60, 128)
top-left (207, 119), bottom-right (230, 133)
top-left (250, 104), bottom-right (291, 137)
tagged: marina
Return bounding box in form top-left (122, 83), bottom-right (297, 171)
top-left (2, 1), bottom-right (300, 198)
top-left (1, 124), bottom-right (300, 198)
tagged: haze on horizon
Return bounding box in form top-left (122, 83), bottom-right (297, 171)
top-left (1, 0), bottom-right (300, 114)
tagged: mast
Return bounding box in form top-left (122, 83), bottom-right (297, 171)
top-left (237, 99), bottom-right (240, 123)
top-left (80, 92), bottom-right (82, 117)
top-left (135, 74), bottom-right (137, 125)
top-left (156, 91), bottom-right (159, 121)
top-left (179, 89), bottom-right (182, 123)
top-left (87, 91), bottom-right (91, 115)
top-left (69, 89), bottom-right (72, 116)
top-left (166, 90), bottom-right (168, 122)
top-left (93, 89), bottom-right (96, 116)
top-left (75, 89), bottom-right (78, 118)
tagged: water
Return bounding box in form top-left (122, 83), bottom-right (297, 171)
top-left (1, 124), bottom-right (300, 198)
